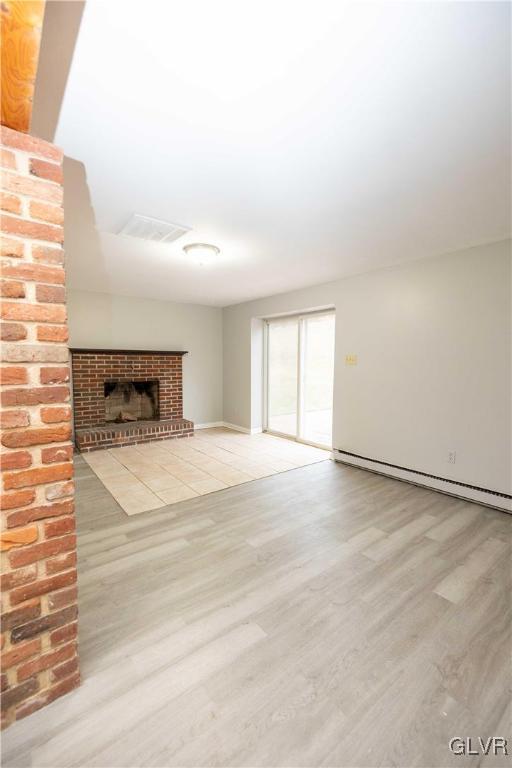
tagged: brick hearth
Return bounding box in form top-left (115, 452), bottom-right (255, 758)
top-left (70, 349), bottom-right (194, 451)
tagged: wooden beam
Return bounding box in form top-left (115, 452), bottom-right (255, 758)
top-left (1, 1), bottom-right (46, 133)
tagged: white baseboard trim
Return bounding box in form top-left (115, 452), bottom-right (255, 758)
top-left (221, 421), bottom-right (252, 434)
top-left (195, 422), bottom-right (264, 435)
top-left (333, 450), bottom-right (512, 513)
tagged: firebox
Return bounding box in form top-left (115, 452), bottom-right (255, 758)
top-left (104, 380), bottom-right (159, 423)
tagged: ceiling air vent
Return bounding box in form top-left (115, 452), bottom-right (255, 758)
top-left (118, 214), bottom-right (190, 243)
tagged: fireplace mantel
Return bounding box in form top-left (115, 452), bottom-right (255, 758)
top-left (70, 348), bottom-right (188, 356)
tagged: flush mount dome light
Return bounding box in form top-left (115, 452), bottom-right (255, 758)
top-left (183, 242), bottom-right (220, 266)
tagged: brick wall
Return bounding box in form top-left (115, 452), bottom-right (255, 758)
top-left (71, 351), bottom-right (186, 428)
top-left (1, 126), bottom-right (79, 727)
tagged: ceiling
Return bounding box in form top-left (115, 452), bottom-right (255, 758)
top-left (39, 0), bottom-right (510, 307)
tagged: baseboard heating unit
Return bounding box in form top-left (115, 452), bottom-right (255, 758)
top-left (333, 449), bottom-right (512, 513)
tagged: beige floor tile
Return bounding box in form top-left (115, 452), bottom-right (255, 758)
top-left (187, 477), bottom-right (229, 495)
top-left (156, 485), bottom-right (200, 504)
top-left (111, 490), bottom-right (165, 515)
top-left (93, 464), bottom-right (133, 480)
top-left (210, 468), bottom-right (254, 486)
top-left (84, 427), bottom-right (330, 515)
top-left (167, 466), bottom-right (211, 482)
top-left (135, 472), bottom-right (184, 492)
top-left (101, 476), bottom-right (147, 493)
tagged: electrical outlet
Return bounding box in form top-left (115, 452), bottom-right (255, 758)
top-left (345, 354), bottom-right (358, 366)
top-left (448, 450), bottom-right (456, 464)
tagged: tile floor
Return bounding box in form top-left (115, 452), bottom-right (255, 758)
top-left (82, 427), bottom-right (329, 515)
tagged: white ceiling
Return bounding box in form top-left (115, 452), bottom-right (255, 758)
top-left (53, 0), bottom-right (510, 307)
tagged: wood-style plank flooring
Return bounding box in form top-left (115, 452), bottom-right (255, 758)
top-left (2, 456), bottom-right (511, 767)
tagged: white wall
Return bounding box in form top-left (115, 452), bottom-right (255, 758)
top-left (67, 290), bottom-right (223, 426)
top-left (223, 240), bottom-right (511, 495)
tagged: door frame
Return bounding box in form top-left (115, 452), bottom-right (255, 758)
top-left (263, 309), bottom-right (335, 449)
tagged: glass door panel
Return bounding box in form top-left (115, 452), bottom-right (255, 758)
top-left (301, 313), bottom-right (335, 447)
top-left (267, 318), bottom-right (299, 437)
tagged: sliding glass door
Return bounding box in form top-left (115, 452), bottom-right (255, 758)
top-left (265, 312), bottom-right (335, 447)
top-left (301, 313), bottom-right (335, 446)
top-left (266, 318), bottom-right (299, 437)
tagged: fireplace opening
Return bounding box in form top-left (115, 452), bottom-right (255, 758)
top-left (104, 380), bottom-right (159, 423)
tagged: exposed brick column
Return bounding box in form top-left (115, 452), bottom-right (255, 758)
top-left (0, 126), bottom-right (79, 728)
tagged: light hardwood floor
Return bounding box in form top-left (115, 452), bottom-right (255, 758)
top-left (2, 456), bottom-right (511, 767)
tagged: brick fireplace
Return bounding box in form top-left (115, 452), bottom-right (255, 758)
top-left (70, 349), bottom-right (194, 451)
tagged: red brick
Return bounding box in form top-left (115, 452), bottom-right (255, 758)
top-left (9, 570), bottom-right (77, 606)
top-left (40, 367), bottom-right (70, 385)
top-left (6, 499), bottom-right (74, 528)
top-left (29, 200), bottom-right (64, 226)
top-left (29, 158), bottom-right (63, 184)
top-left (1, 366), bottom-right (27, 385)
top-left (1, 638), bottom-right (40, 669)
top-left (37, 325), bottom-right (69, 343)
top-left (1, 565), bottom-right (37, 591)
top-left (46, 551), bottom-right (77, 575)
top-left (17, 642), bottom-right (76, 682)
top-left (0, 127), bottom-right (63, 162)
top-left (50, 621), bottom-right (77, 647)
top-left (1, 171), bottom-right (62, 205)
top-left (1, 193), bottom-right (21, 215)
top-left (0, 236), bottom-right (23, 258)
top-left (1, 148), bottom-right (16, 169)
top-left (41, 444), bottom-right (73, 464)
top-left (8, 533), bottom-right (76, 568)
top-left (1, 677), bottom-right (39, 709)
top-left (0, 215), bottom-right (63, 244)
top-left (13, 693), bottom-right (46, 720)
top-left (32, 244), bottom-right (63, 265)
top-left (1, 600), bottom-right (41, 631)
top-left (47, 585), bottom-right (77, 610)
top-left (50, 655), bottom-right (79, 683)
top-left (0, 489), bottom-right (36, 511)
top-left (44, 515), bottom-right (75, 538)
top-left (0, 322), bottom-right (26, 340)
top-left (1, 261), bottom-right (65, 285)
top-left (0, 281), bottom-right (25, 298)
top-left (1, 386), bottom-right (69, 407)
top-left (11, 604), bottom-right (77, 643)
top-left (35, 284), bottom-right (66, 304)
top-left (3, 462), bottom-right (73, 490)
top-left (1, 424), bottom-right (71, 448)
top-left (40, 406), bottom-right (71, 423)
top-left (0, 410), bottom-right (29, 428)
top-left (0, 451), bottom-right (32, 471)
top-left (1, 301), bottom-right (66, 323)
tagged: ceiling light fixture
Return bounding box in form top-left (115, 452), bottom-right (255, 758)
top-left (183, 242), bottom-right (220, 266)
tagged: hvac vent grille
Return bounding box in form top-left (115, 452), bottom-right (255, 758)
top-left (119, 214), bottom-right (190, 243)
